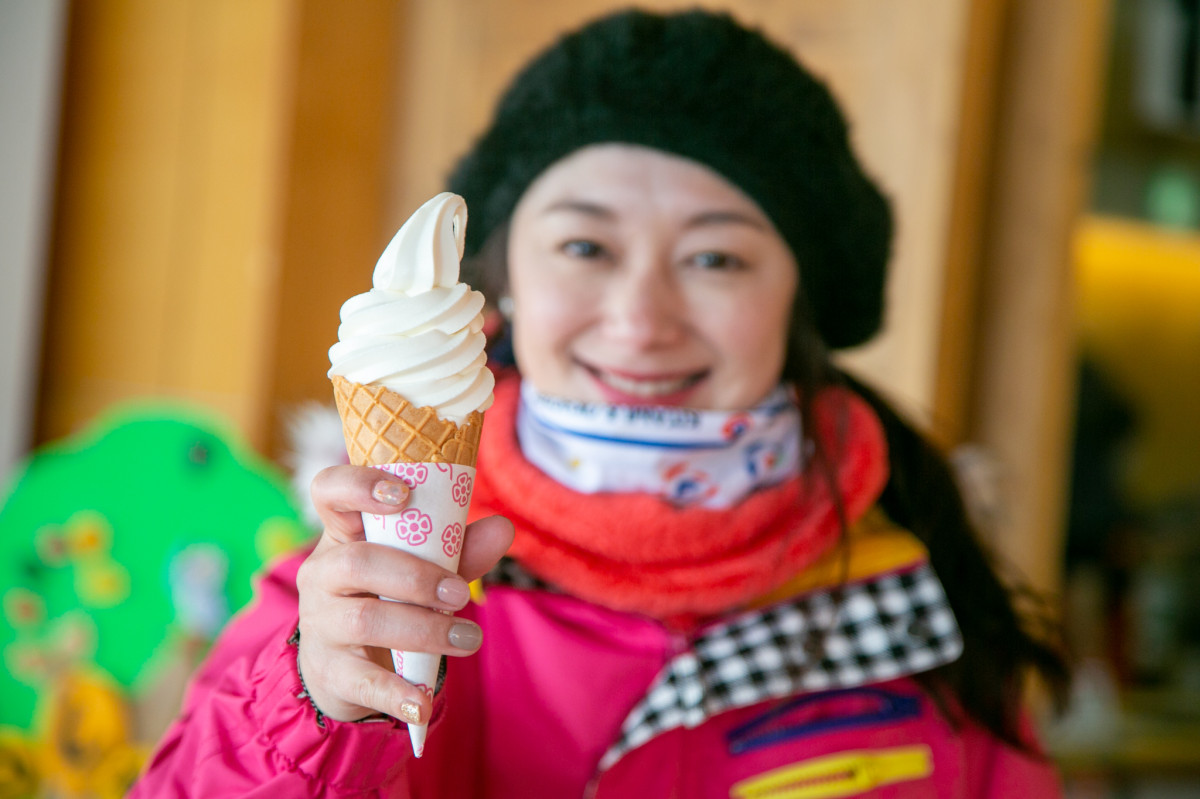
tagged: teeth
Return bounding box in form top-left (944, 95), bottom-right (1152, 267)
top-left (596, 370), bottom-right (696, 398)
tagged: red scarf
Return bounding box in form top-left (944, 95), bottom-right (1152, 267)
top-left (470, 375), bottom-right (889, 627)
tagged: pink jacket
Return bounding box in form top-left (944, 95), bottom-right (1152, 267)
top-left (133, 549), bottom-right (1061, 797)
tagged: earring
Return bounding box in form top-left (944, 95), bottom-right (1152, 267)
top-left (498, 295), bottom-right (515, 321)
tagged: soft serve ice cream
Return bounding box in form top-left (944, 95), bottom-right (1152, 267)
top-left (328, 191), bottom-right (494, 421)
top-left (326, 192), bottom-right (492, 758)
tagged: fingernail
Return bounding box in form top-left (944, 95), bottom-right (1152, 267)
top-left (372, 480), bottom-right (409, 505)
top-left (448, 621), bottom-right (482, 650)
top-left (437, 577), bottom-right (470, 608)
top-left (398, 700), bottom-right (423, 725)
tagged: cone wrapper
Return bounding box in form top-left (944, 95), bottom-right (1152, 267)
top-left (361, 460), bottom-right (476, 757)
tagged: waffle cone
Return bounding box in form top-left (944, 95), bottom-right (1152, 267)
top-left (331, 375), bottom-right (483, 467)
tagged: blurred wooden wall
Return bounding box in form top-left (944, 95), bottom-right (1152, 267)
top-left (36, 0), bottom-right (1110, 593)
top-left (38, 0), bottom-right (402, 459)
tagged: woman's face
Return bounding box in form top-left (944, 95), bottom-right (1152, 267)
top-left (506, 144), bottom-right (798, 410)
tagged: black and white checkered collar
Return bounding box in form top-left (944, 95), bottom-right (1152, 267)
top-left (486, 557), bottom-right (963, 771)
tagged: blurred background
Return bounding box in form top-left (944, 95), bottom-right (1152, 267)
top-left (1, 0), bottom-right (1198, 796)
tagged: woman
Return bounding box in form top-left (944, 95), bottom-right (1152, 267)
top-left (134, 9), bottom-right (1066, 797)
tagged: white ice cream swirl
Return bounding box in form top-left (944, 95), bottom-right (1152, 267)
top-left (328, 192), bottom-right (494, 422)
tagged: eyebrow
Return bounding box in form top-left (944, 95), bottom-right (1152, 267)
top-left (541, 200), bottom-right (616, 219)
top-left (684, 210), bottom-right (767, 231)
top-left (541, 201), bottom-right (767, 231)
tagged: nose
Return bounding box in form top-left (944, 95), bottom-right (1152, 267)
top-left (600, 257), bottom-right (683, 348)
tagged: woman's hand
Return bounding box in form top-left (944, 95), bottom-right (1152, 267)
top-left (296, 465), bottom-right (513, 725)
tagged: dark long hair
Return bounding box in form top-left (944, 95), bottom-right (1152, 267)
top-left (858, 377), bottom-right (1068, 748)
top-left (784, 303), bottom-right (1069, 750)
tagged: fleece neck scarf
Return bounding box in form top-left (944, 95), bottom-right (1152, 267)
top-left (516, 381), bottom-right (804, 509)
top-left (470, 375), bottom-right (889, 625)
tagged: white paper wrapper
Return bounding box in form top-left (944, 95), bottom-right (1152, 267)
top-left (362, 461), bottom-right (475, 757)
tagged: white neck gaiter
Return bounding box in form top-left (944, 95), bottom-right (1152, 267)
top-left (516, 381), bottom-right (803, 509)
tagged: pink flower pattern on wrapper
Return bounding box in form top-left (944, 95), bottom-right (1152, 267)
top-left (394, 509), bottom-right (432, 546)
top-left (451, 473), bottom-right (473, 507)
top-left (391, 463), bottom-right (429, 487)
top-left (442, 523), bottom-right (463, 558)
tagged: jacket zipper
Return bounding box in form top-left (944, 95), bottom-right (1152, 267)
top-left (729, 745), bottom-right (932, 799)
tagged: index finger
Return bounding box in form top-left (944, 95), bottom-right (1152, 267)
top-left (310, 464), bottom-right (412, 545)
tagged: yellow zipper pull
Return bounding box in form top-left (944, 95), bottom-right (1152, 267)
top-left (730, 745), bottom-right (932, 799)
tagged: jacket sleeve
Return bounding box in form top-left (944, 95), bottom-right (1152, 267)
top-left (130, 552), bottom-right (430, 798)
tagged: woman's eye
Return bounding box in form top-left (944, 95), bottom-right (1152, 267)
top-left (562, 239), bottom-right (606, 259)
top-left (689, 251), bottom-right (743, 271)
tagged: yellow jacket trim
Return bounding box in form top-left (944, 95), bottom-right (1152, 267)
top-left (730, 744), bottom-right (933, 799)
top-left (747, 507), bottom-right (928, 609)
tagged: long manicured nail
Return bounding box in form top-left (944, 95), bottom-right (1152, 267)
top-left (437, 577), bottom-right (470, 608)
top-left (448, 621), bottom-right (482, 651)
top-left (398, 700), bottom-right (423, 725)
top-left (372, 480), bottom-right (409, 506)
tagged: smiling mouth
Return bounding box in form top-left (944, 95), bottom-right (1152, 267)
top-left (581, 363), bottom-right (707, 400)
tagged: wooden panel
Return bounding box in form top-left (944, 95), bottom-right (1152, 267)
top-left (259, 0), bottom-right (402, 457)
top-left (390, 0), bottom-right (975, 430)
top-left (38, 0), bottom-right (297, 446)
top-left (966, 0), bottom-right (1112, 593)
top-left (166, 1), bottom-right (296, 432)
top-left (931, 0), bottom-right (1007, 450)
top-left (37, 0), bottom-right (400, 457)
top-left (41, 0), bottom-right (190, 421)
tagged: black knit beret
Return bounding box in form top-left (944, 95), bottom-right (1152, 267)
top-left (447, 8), bottom-right (892, 349)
